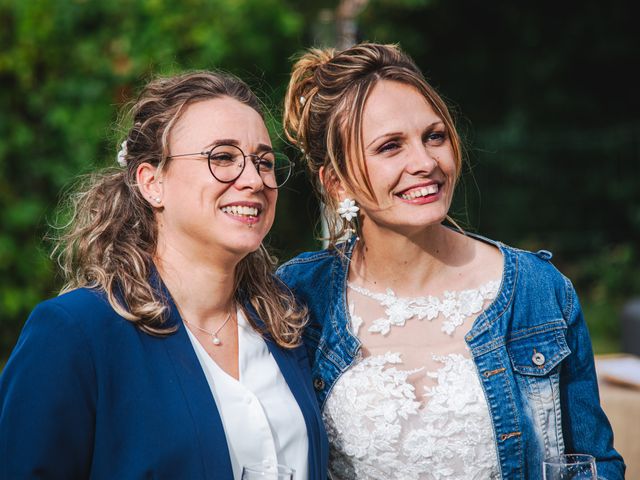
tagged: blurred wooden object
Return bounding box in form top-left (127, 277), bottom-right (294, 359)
top-left (596, 354), bottom-right (640, 479)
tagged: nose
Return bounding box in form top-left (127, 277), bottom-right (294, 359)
top-left (405, 143), bottom-right (438, 175)
top-left (234, 157), bottom-right (264, 191)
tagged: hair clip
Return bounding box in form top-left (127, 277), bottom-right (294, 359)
top-left (300, 95), bottom-right (306, 106)
top-left (116, 140), bottom-right (128, 167)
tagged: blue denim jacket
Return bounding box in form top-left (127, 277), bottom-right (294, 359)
top-left (277, 233), bottom-right (625, 480)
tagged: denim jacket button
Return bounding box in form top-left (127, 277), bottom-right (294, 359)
top-left (313, 377), bottom-right (325, 391)
top-left (532, 351), bottom-right (546, 366)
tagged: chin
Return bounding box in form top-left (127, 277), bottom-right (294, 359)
top-left (414, 207), bottom-right (449, 225)
top-left (389, 214), bottom-right (448, 237)
top-left (225, 236), bottom-right (265, 258)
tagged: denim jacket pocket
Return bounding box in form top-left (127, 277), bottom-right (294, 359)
top-left (507, 326), bottom-right (570, 376)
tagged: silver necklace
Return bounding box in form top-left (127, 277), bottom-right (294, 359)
top-left (184, 311), bottom-right (233, 346)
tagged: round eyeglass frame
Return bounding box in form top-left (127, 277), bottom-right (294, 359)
top-left (167, 144), bottom-right (293, 189)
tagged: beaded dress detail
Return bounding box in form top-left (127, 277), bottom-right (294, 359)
top-left (324, 280), bottom-right (501, 480)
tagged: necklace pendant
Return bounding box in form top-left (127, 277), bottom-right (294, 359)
top-left (212, 335), bottom-right (222, 346)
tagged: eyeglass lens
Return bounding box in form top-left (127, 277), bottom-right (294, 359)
top-left (207, 144), bottom-right (291, 188)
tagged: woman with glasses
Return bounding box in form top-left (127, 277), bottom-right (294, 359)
top-left (277, 43), bottom-right (624, 479)
top-left (0, 71), bottom-right (328, 480)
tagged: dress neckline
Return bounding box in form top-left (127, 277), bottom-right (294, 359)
top-left (347, 279), bottom-right (501, 336)
top-left (347, 279), bottom-right (501, 302)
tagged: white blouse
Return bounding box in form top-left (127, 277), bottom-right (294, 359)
top-left (323, 280), bottom-right (502, 480)
top-left (187, 309), bottom-right (309, 480)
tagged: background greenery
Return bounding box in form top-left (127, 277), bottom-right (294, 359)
top-left (1, 0), bottom-right (638, 362)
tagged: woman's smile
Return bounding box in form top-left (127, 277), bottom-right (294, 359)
top-left (220, 201), bottom-right (263, 225)
top-left (396, 182), bottom-right (442, 204)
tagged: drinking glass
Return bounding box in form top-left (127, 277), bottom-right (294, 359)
top-left (241, 462), bottom-right (294, 480)
top-left (543, 454), bottom-right (597, 480)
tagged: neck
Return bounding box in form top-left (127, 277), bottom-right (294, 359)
top-left (351, 223), bottom-right (472, 296)
top-left (155, 236), bottom-right (239, 328)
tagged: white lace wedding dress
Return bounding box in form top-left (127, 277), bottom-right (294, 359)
top-left (324, 280), bottom-right (502, 480)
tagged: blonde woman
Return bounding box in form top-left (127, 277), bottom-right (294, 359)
top-left (0, 71), bottom-right (328, 480)
top-left (277, 43), bottom-right (624, 479)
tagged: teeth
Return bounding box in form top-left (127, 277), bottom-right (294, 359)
top-left (221, 205), bottom-right (259, 216)
top-left (401, 184), bottom-right (439, 200)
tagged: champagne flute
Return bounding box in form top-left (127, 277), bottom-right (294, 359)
top-left (543, 454), bottom-right (597, 480)
top-left (241, 462), bottom-right (294, 480)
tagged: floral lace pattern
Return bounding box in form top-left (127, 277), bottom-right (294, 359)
top-left (324, 353), bottom-right (500, 480)
top-left (347, 280), bottom-right (500, 335)
top-left (324, 281), bottom-right (501, 479)
top-left (348, 302), bottom-right (364, 336)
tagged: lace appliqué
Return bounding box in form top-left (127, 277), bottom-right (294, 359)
top-left (349, 302), bottom-right (364, 336)
top-left (324, 353), bottom-right (500, 480)
top-left (348, 280), bottom-right (500, 335)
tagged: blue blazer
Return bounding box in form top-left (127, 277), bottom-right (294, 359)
top-left (0, 284), bottom-right (328, 480)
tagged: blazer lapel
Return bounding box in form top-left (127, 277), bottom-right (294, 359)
top-left (154, 273), bottom-right (234, 480)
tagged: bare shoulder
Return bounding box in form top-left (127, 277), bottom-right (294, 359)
top-left (445, 229), bottom-right (504, 288)
top-left (470, 235), bottom-right (503, 275)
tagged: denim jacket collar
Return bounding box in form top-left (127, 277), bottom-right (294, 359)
top-left (330, 231), bottom-right (520, 355)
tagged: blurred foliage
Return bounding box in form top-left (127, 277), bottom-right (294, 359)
top-left (355, 0), bottom-right (639, 353)
top-left (573, 244), bottom-right (640, 353)
top-left (0, 0), bottom-right (311, 355)
top-left (1, 0), bottom-right (638, 360)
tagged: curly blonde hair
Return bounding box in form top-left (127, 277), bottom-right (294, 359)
top-left (54, 71), bottom-right (306, 348)
top-left (283, 43), bottom-right (463, 246)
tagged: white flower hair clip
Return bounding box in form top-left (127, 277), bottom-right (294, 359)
top-left (116, 140), bottom-right (128, 167)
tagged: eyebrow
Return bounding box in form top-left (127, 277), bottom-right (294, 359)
top-left (365, 121), bottom-right (445, 149)
top-left (206, 139), bottom-right (273, 153)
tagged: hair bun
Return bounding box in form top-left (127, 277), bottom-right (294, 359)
top-left (283, 48), bottom-right (336, 148)
top-left (295, 48), bottom-right (336, 75)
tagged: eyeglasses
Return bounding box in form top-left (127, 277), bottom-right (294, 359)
top-left (167, 144), bottom-right (293, 189)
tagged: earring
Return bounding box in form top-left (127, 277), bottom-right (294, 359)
top-left (337, 198), bottom-right (359, 221)
top-left (153, 197), bottom-right (161, 203)
top-left (337, 198), bottom-right (359, 237)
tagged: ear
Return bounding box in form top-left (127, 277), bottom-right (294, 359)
top-left (319, 165), bottom-right (348, 201)
top-left (137, 162), bottom-right (164, 207)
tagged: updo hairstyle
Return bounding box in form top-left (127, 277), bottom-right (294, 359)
top-left (283, 43), bottom-right (462, 246)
